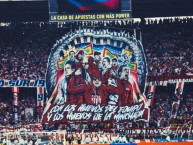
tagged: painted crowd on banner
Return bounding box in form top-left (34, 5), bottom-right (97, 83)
top-left (42, 29), bottom-right (149, 124)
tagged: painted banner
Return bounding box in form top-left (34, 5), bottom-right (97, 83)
top-left (43, 28), bottom-right (148, 123)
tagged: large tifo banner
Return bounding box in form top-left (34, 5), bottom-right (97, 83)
top-left (49, 0), bottom-right (131, 22)
top-left (42, 28), bottom-right (149, 124)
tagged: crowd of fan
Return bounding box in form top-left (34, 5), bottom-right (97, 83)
top-left (143, 18), bottom-right (193, 81)
top-left (0, 18), bottom-right (193, 80)
top-left (0, 22), bottom-right (64, 80)
top-left (0, 94), bottom-right (39, 126)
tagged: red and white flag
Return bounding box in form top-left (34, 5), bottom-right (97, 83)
top-left (171, 100), bottom-right (180, 119)
top-left (175, 81), bottom-right (184, 95)
top-left (37, 87), bottom-right (44, 107)
top-left (12, 87), bottom-right (19, 93)
top-left (147, 85), bottom-right (156, 107)
top-left (12, 87), bottom-right (19, 106)
top-left (12, 87), bottom-right (19, 122)
top-left (170, 81), bottom-right (184, 118)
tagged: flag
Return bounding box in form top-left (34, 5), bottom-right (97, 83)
top-left (147, 85), bottom-right (156, 107)
top-left (130, 70), bottom-right (138, 83)
top-left (12, 87), bottom-right (19, 106)
top-left (83, 44), bottom-right (93, 55)
top-left (175, 81), bottom-right (184, 95)
top-left (12, 87), bottom-right (19, 122)
top-left (129, 76), bottom-right (147, 104)
top-left (128, 62), bottom-right (137, 71)
top-left (56, 56), bottom-right (68, 84)
top-left (170, 81), bottom-right (184, 119)
top-left (129, 63), bottom-right (138, 84)
top-left (37, 87), bottom-right (44, 119)
top-left (171, 100), bottom-right (180, 119)
top-left (102, 48), bottom-right (118, 59)
top-left (122, 49), bottom-right (132, 58)
top-left (57, 55), bottom-right (69, 70)
top-left (37, 87), bottom-right (44, 107)
top-left (12, 87), bottom-right (19, 93)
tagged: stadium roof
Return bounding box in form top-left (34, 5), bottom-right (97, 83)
top-left (0, 0), bottom-right (193, 22)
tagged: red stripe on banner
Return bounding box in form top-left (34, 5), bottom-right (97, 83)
top-left (39, 87), bottom-right (43, 94)
top-left (11, 87), bottom-right (14, 92)
top-left (37, 87), bottom-right (44, 108)
top-left (12, 87), bottom-right (19, 93)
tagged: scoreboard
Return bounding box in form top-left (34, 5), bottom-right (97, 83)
top-left (49, 0), bottom-right (132, 22)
